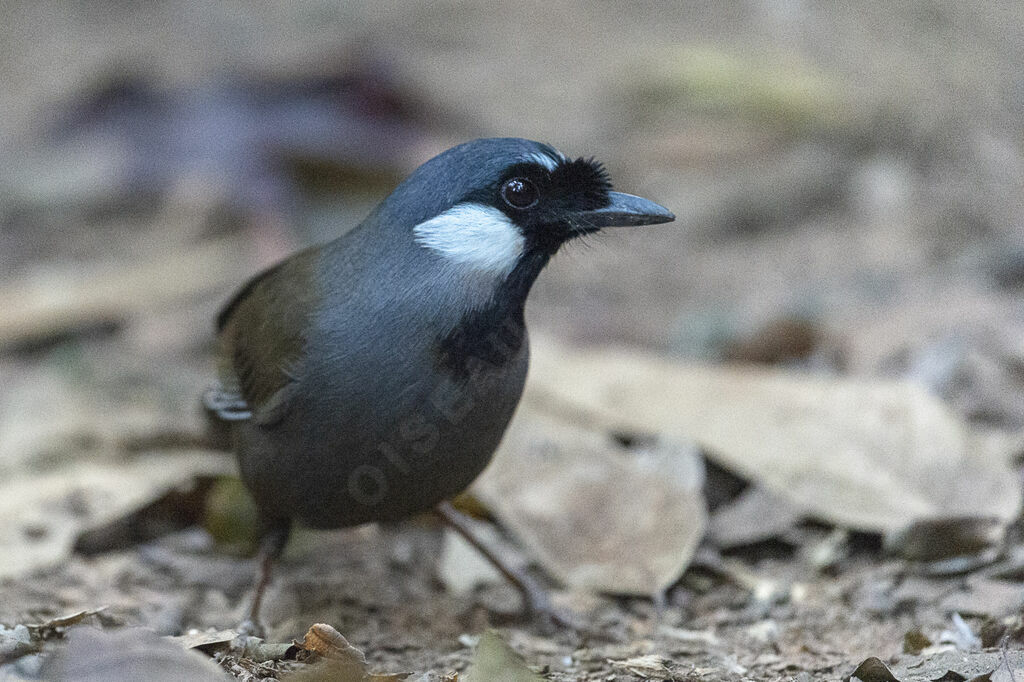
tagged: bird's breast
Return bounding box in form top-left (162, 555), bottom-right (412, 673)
top-left (246, 307), bottom-right (530, 529)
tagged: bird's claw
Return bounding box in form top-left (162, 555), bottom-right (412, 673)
top-left (521, 586), bottom-right (585, 635)
top-left (236, 618), bottom-right (267, 640)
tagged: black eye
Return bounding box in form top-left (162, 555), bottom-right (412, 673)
top-left (500, 177), bottom-right (539, 209)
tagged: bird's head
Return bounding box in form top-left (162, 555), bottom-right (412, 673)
top-left (382, 138), bottom-right (674, 287)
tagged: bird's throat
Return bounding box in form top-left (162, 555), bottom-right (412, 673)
top-left (433, 250), bottom-right (548, 379)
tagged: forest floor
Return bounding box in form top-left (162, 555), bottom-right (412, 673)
top-left (2, 3), bottom-right (1024, 680)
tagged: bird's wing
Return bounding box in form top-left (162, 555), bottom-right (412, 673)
top-left (208, 249), bottom-right (319, 427)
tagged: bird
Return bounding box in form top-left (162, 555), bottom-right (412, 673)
top-left (203, 137), bottom-right (674, 632)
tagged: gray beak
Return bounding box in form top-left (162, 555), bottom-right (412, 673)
top-left (576, 191), bottom-right (675, 229)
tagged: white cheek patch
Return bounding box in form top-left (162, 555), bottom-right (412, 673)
top-left (413, 203), bottom-right (524, 277)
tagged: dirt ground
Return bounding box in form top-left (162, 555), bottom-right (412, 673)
top-left (2, 2), bottom-right (1024, 680)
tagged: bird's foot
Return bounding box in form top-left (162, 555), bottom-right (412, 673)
top-left (236, 618), bottom-right (267, 639)
top-left (435, 502), bottom-right (588, 634)
top-left (520, 585), bottom-right (582, 634)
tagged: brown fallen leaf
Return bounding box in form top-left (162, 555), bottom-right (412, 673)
top-left (903, 629), bottom-right (931, 655)
top-left (845, 656), bottom-right (899, 682)
top-left (0, 365), bottom-right (174, 477)
top-left (708, 485), bottom-right (803, 548)
top-left (283, 623), bottom-right (411, 681)
top-left (0, 237), bottom-right (255, 350)
top-left (721, 316), bottom-right (822, 365)
top-left (0, 452), bottom-right (233, 579)
top-left (476, 404), bottom-right (706, 596)
top-left (526, 335), bottom-right (1021, 533)
top-left (297, 623), bottom-right (366, 663)
top-left (886, 517), bottom-right (1005, 563)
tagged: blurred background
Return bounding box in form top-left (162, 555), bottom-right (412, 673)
top-left (4, 2), bottom-right (1024, 381)
top-left (2, 1), bottom-right (1024, 678)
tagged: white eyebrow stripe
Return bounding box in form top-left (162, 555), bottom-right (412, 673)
top-left (526, 151), bottom-right (561, 171)
top-left (413, 203), bottom-right (524, 278)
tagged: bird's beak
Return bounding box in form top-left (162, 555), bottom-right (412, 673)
top-left (575, 191), bottom-right (675, 230)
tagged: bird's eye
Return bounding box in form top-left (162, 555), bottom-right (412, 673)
top-left (500, 177), bottom-right (539, 209)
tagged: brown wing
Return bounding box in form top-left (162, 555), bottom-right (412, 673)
top-left (209, 247), bottom-right (320, 426)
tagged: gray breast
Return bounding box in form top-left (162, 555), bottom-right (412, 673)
top-left (234, 240), bottom-right (530, 529)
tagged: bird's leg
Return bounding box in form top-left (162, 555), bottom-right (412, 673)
top-left (239, 516), bottom-right (291, 638)
top-left (435, 501), bottom-right (575, 630)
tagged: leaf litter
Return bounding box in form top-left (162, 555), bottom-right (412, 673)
top-left (2, 4), bottom-right (1024, 680)
top-left (475, 402), bottom-right (707, 597)
top-left (525, 334), bottom-right (1022, 533)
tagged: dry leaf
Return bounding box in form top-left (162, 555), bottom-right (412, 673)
top-left (285, 624), bottom-right (411, 681)
top-left (39, 627), bottom-right (227, 681)
top-left (0, 237), bottom-right (254, 350)
top-left (526, 336), bottom-right (1022, 533)
top-left (940, 578), bottom-right (1024, 618)
top-left (609, 654), bottom-right (679, 679)
top-left (708, 486), bottom-right (803, 548)
top-left (476, 404), bottom-right (706, 596)
top-left (462, 631), bottom-right (543, 682)
top-left (845, 656), bottom-right (899, 682)
top-left (0, 367), bottom-right (157, 475)
top-left (170, 628), bottom-right (238, 652)
top-left (26, 608), bottom-right (107, 639)
top-left (0, 452), bottom-right (233, 578)
top-left (886, 517), bottom-right (1005, 562)
top-left (230, 634), bottom-right (295, 663)
top-left (298, 623), bottom-right (365, 663)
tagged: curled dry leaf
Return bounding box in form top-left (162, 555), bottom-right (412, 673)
top-left (526, 336), bottom-right (1022, 533)
top-left (285, 624), bottom-right (411, 681)
top-left (26, 608), bottom-right (107, 639)
top-left (298, 623), bottom-right (366, 663)
top-left (475, 402), bottom-right (706, 596)
top-left (845, 656), bottom-right (899, 682)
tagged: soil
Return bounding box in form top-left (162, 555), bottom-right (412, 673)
top-left (1, 2), bottom-right (1023, 680)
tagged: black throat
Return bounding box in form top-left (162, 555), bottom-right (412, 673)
top-left (434, 249), bottom-right (550, 379)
